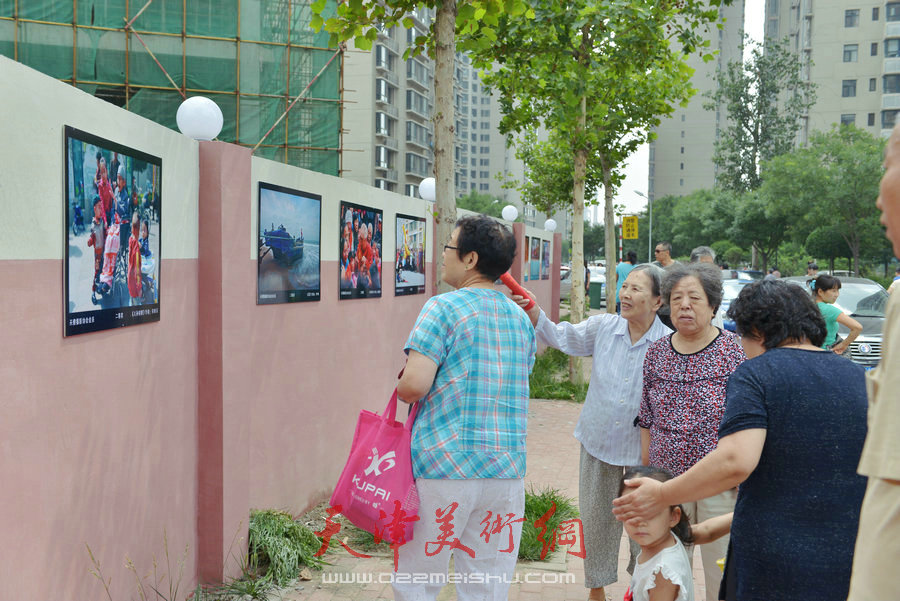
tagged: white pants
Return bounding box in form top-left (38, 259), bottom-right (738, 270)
top-left (392, 477), bottom-right (525, 601)
top-left (683, 489), bottom-right (737, 601)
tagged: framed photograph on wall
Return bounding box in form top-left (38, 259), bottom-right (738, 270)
top-left (395, 214), bottom-right (426, 296)
top-left (541, 240), bottom-right (551, 280)
top-left (64, 126), bottom-right (161, 337)
top-left (523, 236), bottom-right (530, 281)
top-left (257, 182), bottom-right (321, 304)
top-left (530, 237), bottom-right (541, 281)
top-left (339, 201), bottom-right (383, 299)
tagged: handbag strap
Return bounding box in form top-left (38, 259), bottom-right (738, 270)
top-left (383, 388), bottom-right (419, 431)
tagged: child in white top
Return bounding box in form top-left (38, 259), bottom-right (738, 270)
top-left (621, 466), bottom-right (694, 601)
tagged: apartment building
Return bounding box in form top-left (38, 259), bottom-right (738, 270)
top-left (647, 1), bottom-right (747, 201)
top-left (767, 0), bottom-right (900, 140)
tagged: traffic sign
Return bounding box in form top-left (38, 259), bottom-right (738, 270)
top-left (623, 216), bottom-right (638, 240)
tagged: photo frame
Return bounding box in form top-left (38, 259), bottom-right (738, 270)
top-left (339, 201), bottom-right (383, 299)
top-left (257, 182), bottom-right (322, 304)
top-left (541, 240), bottom-right (551, 280)
top-left (530, 237), bottom-right (541, 281)
top-left (64, 126), bottom-right (161, 336)
top-left (395, 214), bottom-right (426, 296)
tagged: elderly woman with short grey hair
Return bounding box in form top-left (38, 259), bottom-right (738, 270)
top-left (514, 263), bottom-right (670, 601)
top-left (637, 262), bottom-right (745, 601)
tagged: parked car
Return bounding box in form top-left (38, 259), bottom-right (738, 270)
top-left (559, 265), bottom-right (606, 304)
top-left (718, 279), bottom-right (751, 332)
top-left (721, 269), bottom-right (765, 281)
top-left (783, 276), bottom-right (888, 369)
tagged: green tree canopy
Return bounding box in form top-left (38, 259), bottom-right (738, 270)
top-left (705, 36), bottom-right (816, 192)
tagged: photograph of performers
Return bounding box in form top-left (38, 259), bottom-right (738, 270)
top-left (541, 240), bottom-right (551, 280)
top-left (64, 126), bottom-right (161, 336)
top-left (257, 183), bottom-right (321, 304)
top-left (530, 237), bottom-right (541, 281)
top-left (339, 201), bottom-right (383, 299)
top-left (524, 236), bottom-right (530, 281)
top-left (395, 214), bottom-right (426, 296)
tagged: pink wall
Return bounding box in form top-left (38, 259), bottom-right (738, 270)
top-left (0, 260), bottom-right (198, 600)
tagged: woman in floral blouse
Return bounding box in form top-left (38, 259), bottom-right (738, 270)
top-left (638, 262), bottom-right (745, 601)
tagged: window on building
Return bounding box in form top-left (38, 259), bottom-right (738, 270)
top-left (871, 78), bottom-right (878, 91)
top-left (845, 9), bottom-right (860, 27)
top-left (887, 39), bottom-right (900, 57)
top-left (842, 79), bottom-right (857, 97)
top-left (481, 109), bottom-right (490, 117)
top-left (375, 45), bottom-right (393, 70)
top-left (479, 183), bottom-right (489, 191)
top-left (480, 159), bottom-right (489, 166)
top-left (889, 3), bottom-right (900, 22)
top-left (481, 122), bottom-right (490, 129)
top-left (844, 44), bottom-right (859, 62)
top-left (405, 153), bottom-right (429, 176)
top-left (840, 114), bottom-right (856, 126)
top-left (681, 114), bottom-right (685, 122)
top-left (680, 162), bottom-right (684, 170)
top-left (375, 146), bottom-right (392, 169)
top-left (376, 79), bottom-right (394, 104)
top-left (478, 171), bottom-right (488, 178)
top-left (869, 113), bottom-right (876, 126)
top-left (679, 178), bottom-right (684, 186)
top-left (471, 158), bottom-right (476, 166)
top-left (481, 146), bottom-right (489, 153)
top-left (680, 130), bottom-right (685, 138)
top-left (680, 146), bottom-right (684, 154)
top-left (873, 42), bottom-right (879, 56)
top-left (406, 90), bottom-right (429, 115)
top-left (471, 108), bottom-right (478, 117)
top-left (375, 112), bottom-right (393, 136)
top-left (470, 169), bottom-right (476, 177)
top-left (405, 184), bottom-right (418, 197)
top-left (884, 110), bottom-right (900, 128)
top-left (375, 179), bottom-right (387, 190)
top-left (874, 6), bottom-right (880, 20)
top-left (885, 74), bottom-right (900, 94)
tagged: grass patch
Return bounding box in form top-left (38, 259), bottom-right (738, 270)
top-left (518, 486), bottom-right (579, 561)
top-left (343, 523), bottom-right (392, 553)
top-left (248, 510), bottom-right (324, 586)
top-left (529, 347), bottom-right (588, 402)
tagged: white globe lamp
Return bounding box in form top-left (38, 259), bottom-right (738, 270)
top-left (176, 96), bottom-right (223, 141)
top-left (544, 218), bottom-right (557, 232)
top-left (501, 204), bottom-right (519, 221)
top-left (419, 177), bottom-right (436, 202)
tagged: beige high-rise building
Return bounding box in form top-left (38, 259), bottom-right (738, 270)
top-left (767, 0), bottom-right (897, 140)
top-left (647, 2), bottom-right (747, 201)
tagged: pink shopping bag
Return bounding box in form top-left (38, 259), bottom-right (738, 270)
top-left (330, 389), bottom-right (420, 545)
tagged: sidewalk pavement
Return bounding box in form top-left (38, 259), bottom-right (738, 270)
top-left (284, 384), bottom-right (708, 601)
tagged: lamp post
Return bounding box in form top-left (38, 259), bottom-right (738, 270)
top-left (635, 190), bottom-right (652, 262)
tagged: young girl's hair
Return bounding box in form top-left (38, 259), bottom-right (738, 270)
top-left (811, 274), bottom-right (841, 294)
top-left (620, 465), bottom-right (694, 545)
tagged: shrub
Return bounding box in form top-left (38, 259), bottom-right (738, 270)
top-left (518, 486), bottom-right (579, 561)
top-left (248, 510), bottom-right (324, 586)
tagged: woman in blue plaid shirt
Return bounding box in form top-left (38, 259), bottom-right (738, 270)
top-left (395, 215), bottom-right (537, 601)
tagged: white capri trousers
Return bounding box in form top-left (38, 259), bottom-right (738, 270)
top-left (392, 477), bottom-right (525, 601)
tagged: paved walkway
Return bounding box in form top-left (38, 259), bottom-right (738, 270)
top-left (282, 389), bottom-right (710, 601)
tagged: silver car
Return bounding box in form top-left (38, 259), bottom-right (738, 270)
top-left (783, 276), bottom-right (888, 369)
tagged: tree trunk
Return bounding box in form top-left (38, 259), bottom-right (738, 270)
top-left (568, 95), bottom-right (587, 385)
top-left (432, 0), bottom-right (458, 295)
top-left (601, 158), bottom-right (615, 315)
top-left (751, 242), bottom-right (758, 270)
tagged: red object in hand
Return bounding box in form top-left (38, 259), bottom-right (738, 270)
top-left (500, 272), bottom-right (535, 310)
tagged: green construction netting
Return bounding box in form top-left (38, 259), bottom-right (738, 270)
top-left (239, 42), bottom-right (288, 96)
top-left (17, 21), bottom-right (73, 79)
top-left (2, 0), bottom-right (340, 176)
top-left (128, 33), bottom-right (183, 87)
top-left (287, 100), bottom-right (339, 147)
top-left (238, 95), bottom-right (286, 145)
top-left (185, 37), bottom-right (237, 90)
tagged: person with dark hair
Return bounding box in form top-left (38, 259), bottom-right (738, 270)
top-left (512, 263), bottom-right (669, 601)
top-left (812, 274), bottom-right (863, 354)
top-left (394, 215), bottom-right (535, 601)
top-left (637, 261), bottom-right (744, 601)
top-left (615, 250), bottom-right (638, 313)
top-left (615, 278), bottom-right (868, 601)
top-left (620, 466), bottom-right (695, 601)
top-left (653, 242), bottom-right (677, 328)
top-left (807, 261), bottom-right (819, 278)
